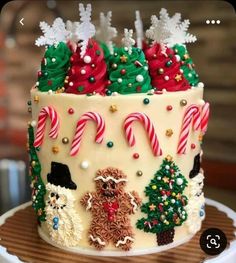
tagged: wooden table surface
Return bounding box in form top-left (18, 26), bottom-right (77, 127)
top-left (0, 203), bottom-right (235, 263)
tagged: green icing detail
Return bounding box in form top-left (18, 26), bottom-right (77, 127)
top-left (173, 44), bottom-right (199, 87)
top-left (28, 125), bottom-right (46, 222)
top-left (136, 157), bottom-right (188, 234)
top-left (38, 42), bottom-right (72, 92)
top-left (99, 42), bottom-right (112, 63)
top-left (77, 86), bottom-right (84, 92)
top-left (108, 47), bottom-right (152, 94)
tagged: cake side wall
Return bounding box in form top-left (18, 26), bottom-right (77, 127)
top-left (30, 87), bottom-right (204, 250)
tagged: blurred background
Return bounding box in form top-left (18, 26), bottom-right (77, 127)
top-left (0, 0), bottom-right (235, 215)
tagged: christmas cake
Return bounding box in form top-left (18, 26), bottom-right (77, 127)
top-left (28, 4), bottom-right (210, 256)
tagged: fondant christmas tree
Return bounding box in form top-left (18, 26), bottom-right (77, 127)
top-left (65, 4), bottom-right (108, 95)
top-left (145, 9), bottom-right (190, 92)
top-left (35, 18), bottom-right (72, 92)
top-left (28, 124), bottom-right (46, 223)
top-left (161, 8), bottom-right (200, 87)
top-left (107, 28), bottom-right (152, 94)
top-left (96, 11), bottom-right (117, 61)
top-left (136, 156), bottom-right (188, 246)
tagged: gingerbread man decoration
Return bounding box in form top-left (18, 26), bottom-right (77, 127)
top-left (80, 167), bottom-right (142, 251)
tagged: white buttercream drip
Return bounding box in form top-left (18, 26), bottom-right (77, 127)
top-left (116, 236), bottom-right (134, 247)
top-left (86, 193), bottom-right (92, 210)
top-left (94, 176), bottom-right (128, 183)
top-left (89, 234), bottom-right (106, 245)
top-left (128, 192), bottom-right (138, 213)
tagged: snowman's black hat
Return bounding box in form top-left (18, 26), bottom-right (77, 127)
top-left (47, 162), bottom-right (77, 190)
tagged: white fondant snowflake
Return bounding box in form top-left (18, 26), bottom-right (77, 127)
top-left (35, 18), bottom-right (70, 47)
top-left (96, 11), bottom-right (117, 54)
top-left (122, 28), bottom-right (135, 55)
top-left (146, 8), bottom-right (170, 47)
top-left (75, 3), bottom-right (95, 58)
top-left (66, 20), bottom-right (80, 42)
top-left (162, 8), bottom-right (197, 46)
top-left (134, 10), bottom-right (144, 49)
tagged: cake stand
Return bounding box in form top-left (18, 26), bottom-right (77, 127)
top-left (0, 198), bottom-right (235, 263)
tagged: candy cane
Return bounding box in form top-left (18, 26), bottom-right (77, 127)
top-left (34, 106), bottom-right (60, 148)
top-left (70, 112), bottom-right (105, 156)
top-left (177, 104), bottom-right (201, 154)
top-left (124, 112), bottom-right (162, 156)
top-left (201, 102), bottom-right (210, 134)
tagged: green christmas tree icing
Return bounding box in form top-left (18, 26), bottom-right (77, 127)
top-left (137, 156), bottom-right (188, 243)
top-left (37, 42), bottom-right (72, 92)
top-left (28, 124), bottom-right (46, 222)
top-left (107, 47), bottom-right (152, 94)
top-left (173, 44), bottom-right (199, 87)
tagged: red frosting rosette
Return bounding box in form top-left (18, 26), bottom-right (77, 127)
top-left (145, 43), bottom-right (190, 92)
top-left (65, 39), bottom-right (108, 95)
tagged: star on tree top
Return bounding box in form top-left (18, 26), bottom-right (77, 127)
top-left (96, 11), bottom-right (117, 54)
top-left (35, 18), bottom-right (70, 47)
top-left (75, 3), bottom-right (96, 58)
top-left (122, 28), bottom-right (135, 55)
top-left (134, 10), bottom-right (144, 49)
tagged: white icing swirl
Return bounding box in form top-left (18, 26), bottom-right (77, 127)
top-left (116, 236), bottom-right (134, 247)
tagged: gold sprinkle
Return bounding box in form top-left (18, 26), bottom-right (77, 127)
top-left (52, 146), bottom-right (59, 154)
top-left (165, 129), bottom-right (173, 137)
top-left (34, 95), bottom-right (39, 103)
top-left (180, 99), bottom-right (187, 106)
top-left (109, 105), bottom-right (118, 113)
top-left (165, 155), bottom-right (173, 162)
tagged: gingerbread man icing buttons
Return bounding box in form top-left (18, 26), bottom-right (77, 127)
top-left (80, 167), bottom-right (142, 251)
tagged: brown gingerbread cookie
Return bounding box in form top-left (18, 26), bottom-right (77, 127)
top-left (80, 167), bottom-right (141, 251)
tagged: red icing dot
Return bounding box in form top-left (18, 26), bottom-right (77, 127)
top-left (133, 153), bottom-right (139, 159)
top-left (191, 143), bottom-right (196, 149)
top-left (160, 190), bottom-right (166, 195)
top-left (120, 69), bottom-right (126, 75)
top-left (170, 168), bottom-right (174, 174)
top-left (136, 86), bottom-right (142, 92)
top-left (38, 71), bottom-right (42, 77)
top-left (107, 80), bottom-right (112, 85)
top-left (47, 80), bottom-right (52, 86)
top-left (166, 105), bottom-right (173, 111)
top-left (68, 108), bottom-right (74, 114)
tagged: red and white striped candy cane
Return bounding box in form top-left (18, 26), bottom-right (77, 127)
top-left (34, 106), bottom-right (60, 148)
top-left (124, 112), bottom-right (162, 156)
top-left (201, 102), bottom-right (210, 134)
top-left (177, 104), bottom-right (201, 154)
top-left (70, 112), bottom-right (105, 156)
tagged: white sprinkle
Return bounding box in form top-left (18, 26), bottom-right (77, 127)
top-left (81, 69), bottom-right (86, 75)
top-left (144, 66), bottom-right (148, 70)
top-left (136, 74), bottom-right (144, 82)
top-left (171, 199), bottom-right (175, 204)
top-left (117, 78), bottom-right (122, 83)
top-left (198, 82), bottom-right (204, 88)
top-left (83, 55), bottom-right (91, 64)
top-left (69, 81), bottom-right (73, 87)
top-left (176, 178), bottom-right (183, 185)
top-left (52, 58), bottom-right (56, 62)
top-left (164, 76), bottom-right (169, 81)
top-left (180, 69), bottom-right (183, 73)
top-left (175, 55), bottom-right (181, 62)
top-left (31, 120), bottom-right (37, 127)
top-left (165, 165), bottom-right (170, 170)
top-left (112, 92), bottom-right (118, 96)
top-left (80, 161), bottom-right (89, 170)
top-left (36, 81), bottom-right (39, 86)
top-left (188, 73), bottom-right (192, 77)
top-left (124, 47), bottom-right (128, 51)
top-left (48, 90), bottom-right (53, 95)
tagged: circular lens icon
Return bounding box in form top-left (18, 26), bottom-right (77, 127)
top-left (200, 228), bottom-right (227, 255)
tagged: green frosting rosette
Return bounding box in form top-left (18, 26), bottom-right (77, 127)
top-left (107, 47), bottom-right (152, 94)
top-left (173, 44), bottom-right (199, 87)
top-left (99, 42), bottom-right (112, 62)
top-left (37, 42), bottom-right (72, 92)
